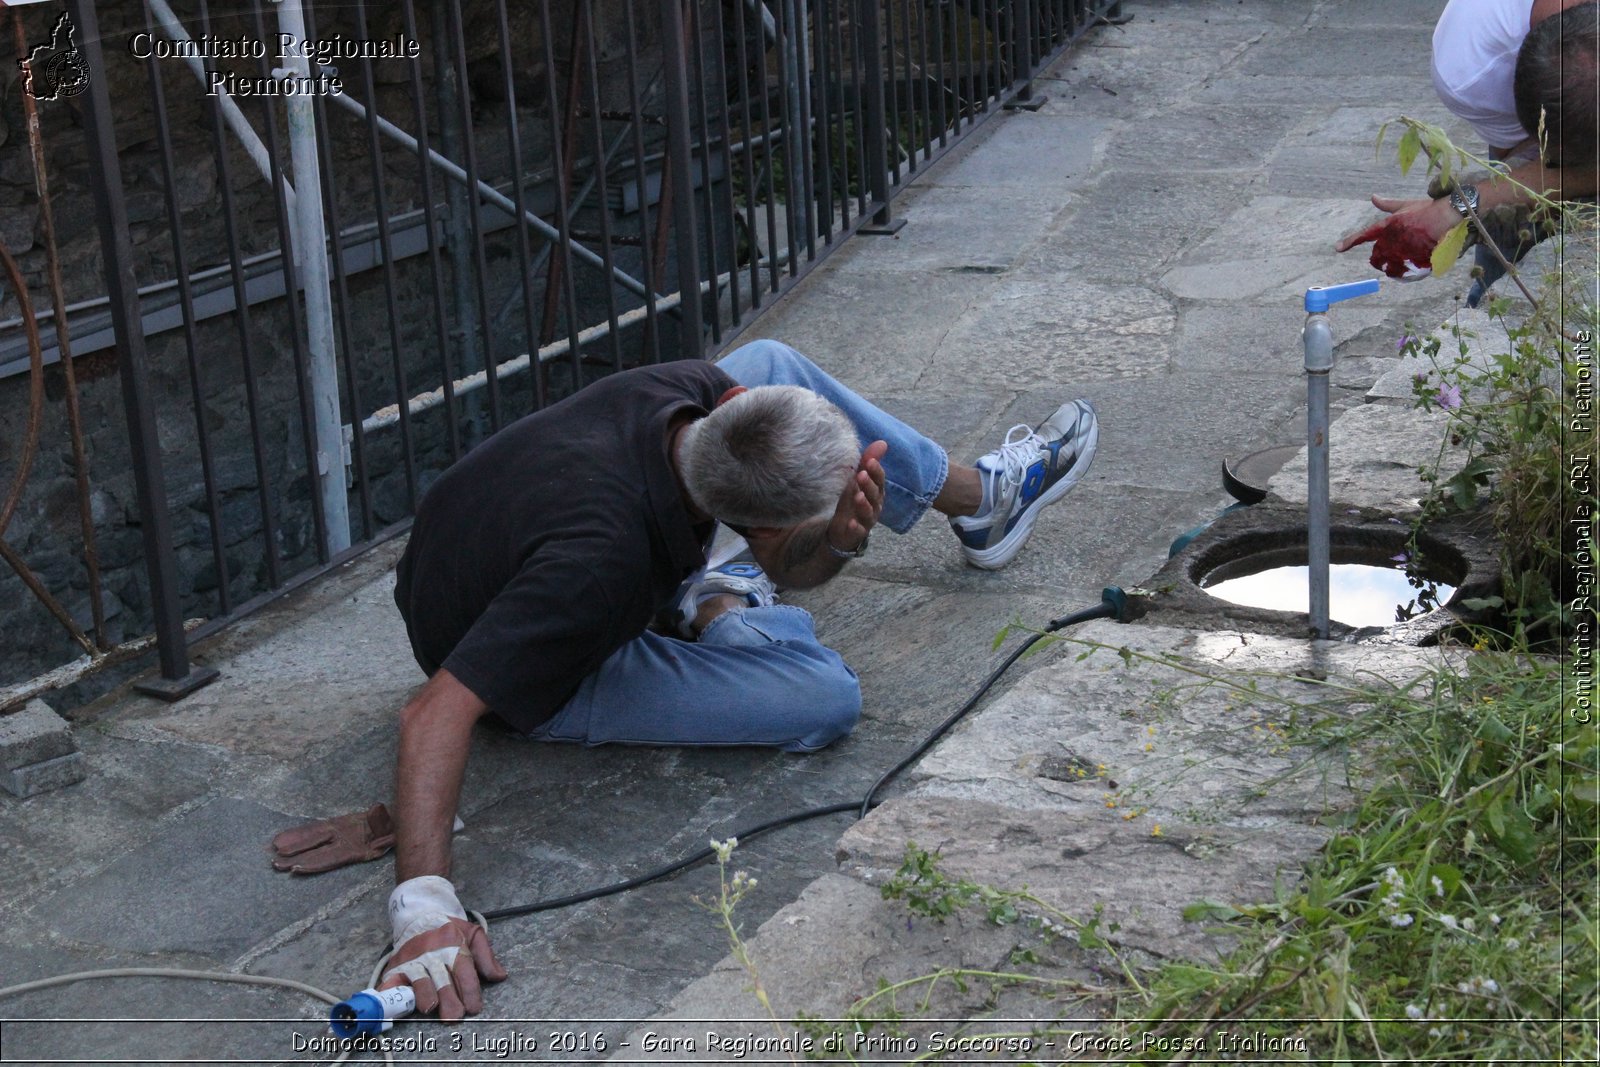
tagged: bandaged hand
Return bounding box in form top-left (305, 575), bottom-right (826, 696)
top-left (379, 875), bottom-right (507, 1023)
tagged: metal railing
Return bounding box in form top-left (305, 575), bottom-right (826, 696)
top-left (0, 0), bottom-right (1117, 703)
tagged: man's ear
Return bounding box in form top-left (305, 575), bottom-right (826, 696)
top-left (715, 385), bottom-right (748, 407)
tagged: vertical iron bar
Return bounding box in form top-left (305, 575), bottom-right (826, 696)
top-left (659, 0), bottom-right (705, 355)
top-left (729, 0), bottom-right (762, 308)
top-left (777, 0), bottom-right (806, 269)
top-left (198, 0), bottom-right (282, 591)
top-left (847, 0), bottom-right (867, 219)
top-left (66, 0), bottom-right (214, 694)
top-left (579, 0), bottom-right (627, 369)
top-left (885, 0), bottom-right (903, 185)
top-left (536, 0), bottom-right (587, 350)
top-left (398, 0), bottom-right (463, 466)
top-left (979, 0), bottom-right (992, 107)
top-left (755, 5), bottom-right (781, 294)
top-left (622, 0), bottom-right (664, 364)
top-left (139, 1), bottom-right (230, 616)
top-left (538, 0), bottom-right (589, 376)
top-left (706, 0), bottom-right (744, 330)
top-left (861, 0), bottom-right (896, 226)
top-left (688, 0), bottom-right (725, 343)
top-left (431, 0), bottom-right (486, 445)
top-left (812, 0), bottom-right (835, 240)
top-left (794, 0), bottom-right (817, 263)
top-left (355, 0), bottom-right (419, 512)
top-left (931, 0), bottom-right (948, 144)
top-left (772, 0), bottom-right (799, 279)
top-left (443, 0), bottom-right (503, 432)
top-left (492, 0), bottom-right (549, 405)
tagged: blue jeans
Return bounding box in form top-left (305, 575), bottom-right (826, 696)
top-left (528, 340), bottom-right (950, 752)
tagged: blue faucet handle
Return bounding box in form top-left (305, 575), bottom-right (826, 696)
top-left (1304, 279), bottom-right (1380, 312)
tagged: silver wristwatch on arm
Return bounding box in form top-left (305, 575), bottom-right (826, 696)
top-left (1447, 182), bottom-right (1480, 219)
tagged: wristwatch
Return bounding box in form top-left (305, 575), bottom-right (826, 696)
top-left (827, 533), bottom-right (869, 559)
top-left (1447, 182), bottom-right (1480, 219)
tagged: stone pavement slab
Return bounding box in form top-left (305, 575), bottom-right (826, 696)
top-left (615, 623), bottom-right (1453, 1049)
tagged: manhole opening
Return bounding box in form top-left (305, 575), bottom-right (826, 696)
top-left (1199, 545), bottom-right (1457, 629)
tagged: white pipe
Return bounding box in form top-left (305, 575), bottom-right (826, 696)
top-left (355, 258), bottom-right (776, 435)
top-left (144, 0), bottom-right (294, 211)
top-left (360, 296), bottom-right (679, 434)
top-left (275, 0), bottom-right (350, 554)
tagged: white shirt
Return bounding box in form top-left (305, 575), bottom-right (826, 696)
top-left (1432, 0), bottom-right (1535, 150)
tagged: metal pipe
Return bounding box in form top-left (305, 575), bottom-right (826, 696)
top-left (247, 0), bottom-right (329, 565)
top-left (274, 0), bottom-right (350, 555)
top-left (0, 618), bottom-right (203, 717)
top-left (362, 299), bottom-right (673, 433)
top-left (1303, 312), bottom-right (1334, 639)
top-left (359, 263), bottom-right (759, 434)
top-left (745, 0), bottom-right (778, 42)
top-left (144, 0), bottom-right (294, 210)
top-left (1301, 279), bottom-right (1380, 640)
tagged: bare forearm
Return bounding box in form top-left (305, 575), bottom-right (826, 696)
top-left (393, 669), bottom-right (486, 883)
top-left (1480, 159), bottom-right (1600, 213)
top-left (762, 520), bottom-right (848, 589)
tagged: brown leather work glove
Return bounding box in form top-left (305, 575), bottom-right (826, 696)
top-left (270, 803), bottom-right (395, 874)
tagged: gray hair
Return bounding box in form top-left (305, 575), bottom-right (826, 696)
top-left (678, 385), bottom-right (860, 527)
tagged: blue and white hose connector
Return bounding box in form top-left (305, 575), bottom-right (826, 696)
top-left (328, 986), bottom-right (416, 1038)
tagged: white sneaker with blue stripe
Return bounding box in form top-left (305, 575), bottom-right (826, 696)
top-left (950, 399), bottom-right (1098, 570)
top-left (673, 558), bottom-right (778, 638)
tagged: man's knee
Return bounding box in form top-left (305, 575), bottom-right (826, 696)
top-left (718, 338), bottom-right (811, 386)
top-left (786, 665), bottom-right (861, 752)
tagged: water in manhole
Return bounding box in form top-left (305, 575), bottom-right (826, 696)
top-left (1203, 563), bottom-right (1456, 628)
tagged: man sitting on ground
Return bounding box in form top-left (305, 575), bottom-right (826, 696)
top-left (273, 338), bottom-right (1099, 1023)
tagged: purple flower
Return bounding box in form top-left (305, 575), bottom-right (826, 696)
top-left (1414, 371), bottom-right (1429, 384)
top-left (1391, 552), bottom-right (1409, 564)
top-left (1398, 334), bottom-right (1416, 352)
top-left (1435, 382), bottom-right (1463, 410)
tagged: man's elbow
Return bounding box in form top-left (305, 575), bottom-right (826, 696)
top-left (398, 669), bottom-right (489, 735)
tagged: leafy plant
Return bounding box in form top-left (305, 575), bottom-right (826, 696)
top-left (1383, 117), bottom-right (1599, 642)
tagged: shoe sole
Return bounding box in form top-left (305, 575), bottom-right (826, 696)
top-left (963, 404), bottom-right (1099, 571)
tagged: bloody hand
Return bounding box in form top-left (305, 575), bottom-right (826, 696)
top-left (1340, 216), bottom-right (1435, 280)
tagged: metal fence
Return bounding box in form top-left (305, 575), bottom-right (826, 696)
top-left (0, 0), bottom-right (1117, 704)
